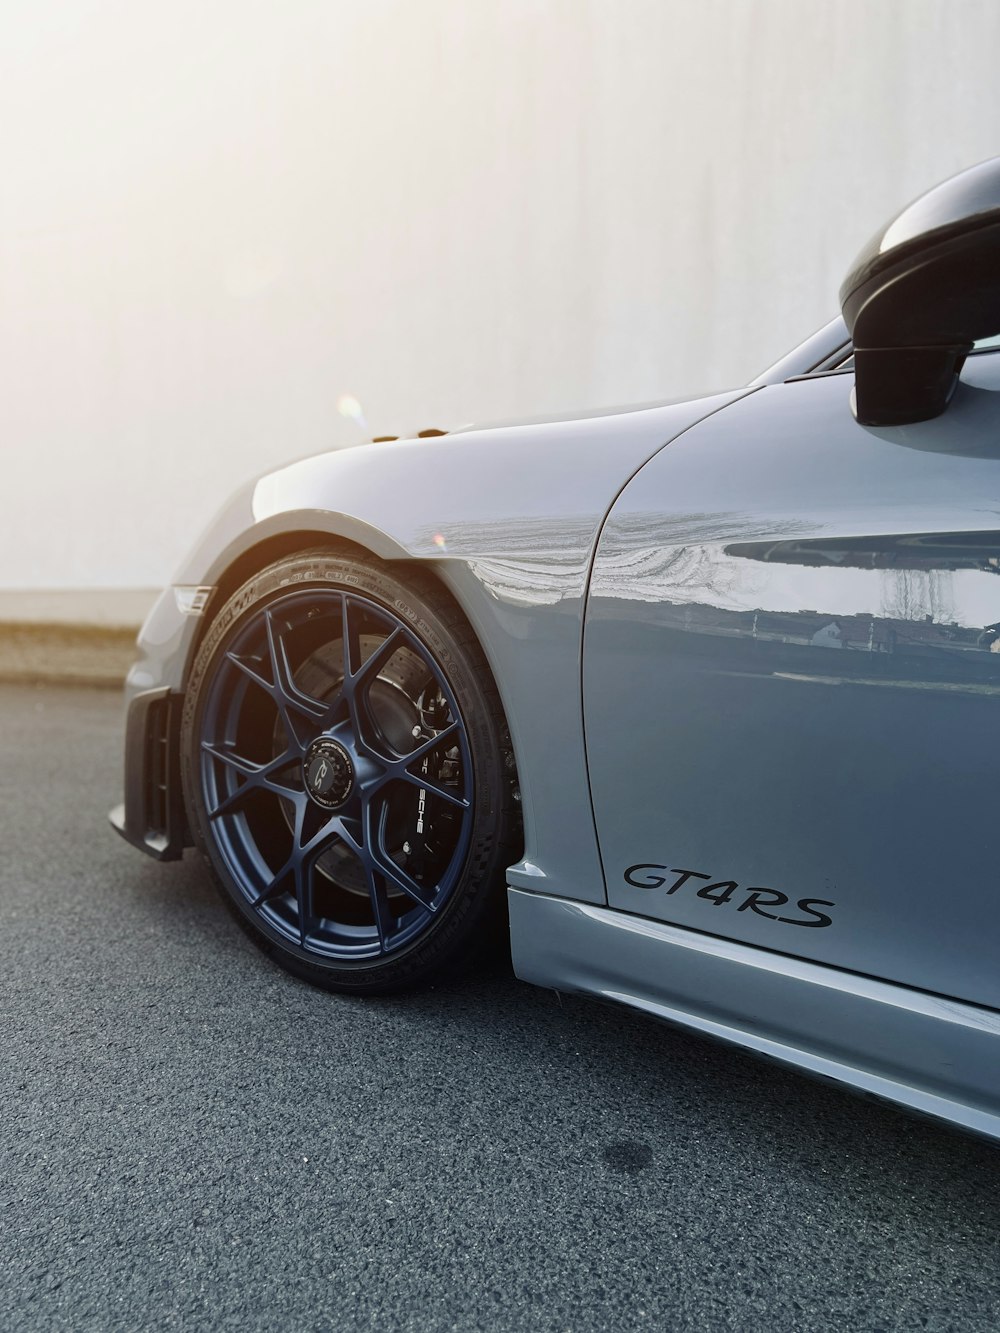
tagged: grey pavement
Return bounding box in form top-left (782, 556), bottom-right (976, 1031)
top-left (2, 682), bottom-right (999, 1332)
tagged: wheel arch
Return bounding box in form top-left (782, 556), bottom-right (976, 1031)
top-left (187, 510), bottom-right (484, 677)
top-left (196, 510), bottom-right (410, 595)
top-left (184, 515), bottom-right (524, 812)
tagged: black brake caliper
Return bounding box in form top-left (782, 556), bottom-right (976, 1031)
top-left (403, 688), bottom-right (462, 884)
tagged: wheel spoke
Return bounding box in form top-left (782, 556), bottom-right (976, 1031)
top-left (340, 594), bottom-right (403, 686)
top-left (338, 607), bottom-right (407, 754)
top-left (300, 812), bottom-right (349, 861)
top-left (348, 626), bottom-right (405, 692)
top-left (225, 650), bottom-right (273, 695)
top-left (250, 789), bottom-right (307, 906)
top-left (203, 743), bottom-right (302, 819)
top-left (364, 864), bottom-right (394, 952)
top-left (292, 855), bottom-right (314, 947)
top-left (318, 680), bottom-right (347, 728)
top-left (202, 741), bottom-right (262, 778)
top-left (226, 618), bottom-right (328, 750)
top-left (264, 610), bottom-right (328, 730)
top-left (360, 722), bottom-right (469, 807)
top-left (309, 799), bottom-right (411, 952)
top-left (354, 797), bottom-right (429, 945)
top-left (250, 795), bottom-right (324, 946)
top-left (400, 720), bottom-right (460, 767)
top-left (369, 800), bottom-right (436, 912)
top-left (334, 814), bottom-right (364, 858)
top-left (252, 853), bottom-right (294, 907)
top-left (397, 768), bottom-right (470, 810)
top-left (374, 851), bottom-right (435, 912)
top-left (340, 595), bottom-right (363, 679)
top-left (294, 813), bottom-right (356, 942)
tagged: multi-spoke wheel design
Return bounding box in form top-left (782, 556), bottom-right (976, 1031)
top-left (182, 551), bottom-right (519, 993)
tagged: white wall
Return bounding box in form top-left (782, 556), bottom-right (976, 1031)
top-left (4, 0), bottom-right (1000, 589)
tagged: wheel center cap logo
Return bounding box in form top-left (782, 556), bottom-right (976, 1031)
top-left (303, 739), bottom-right (355, 810)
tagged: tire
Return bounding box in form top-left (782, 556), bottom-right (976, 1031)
top-left (181, 548), bottom-right (520, 994)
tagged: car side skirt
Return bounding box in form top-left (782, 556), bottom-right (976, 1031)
top-left (508, 888), bottom-right (1000, 1142)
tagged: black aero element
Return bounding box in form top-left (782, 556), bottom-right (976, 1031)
top-left (110, 687), bottom-right (187, 861)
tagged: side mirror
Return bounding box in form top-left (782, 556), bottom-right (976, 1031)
top-left (840, 157), bottom-right (1000, 426)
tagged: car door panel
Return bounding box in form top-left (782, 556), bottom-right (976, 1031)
top-left (584, 358), bottom-right (1000, 1010)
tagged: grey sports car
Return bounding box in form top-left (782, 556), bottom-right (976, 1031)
top-left (113, 158), bottom-right (1000, 1142)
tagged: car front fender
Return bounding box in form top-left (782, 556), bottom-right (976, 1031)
top-left (131, 387), bottom-right (755, 901)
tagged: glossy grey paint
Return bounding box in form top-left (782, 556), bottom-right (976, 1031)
top-left (130, 387), bottom-right (750, 904)
top-left (508, 889), bottom-right (1000, 1142)
top-left (584, 351), bottom-right (1000, 1010)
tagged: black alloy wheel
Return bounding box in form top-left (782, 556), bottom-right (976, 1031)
top-left (181, 550), bottom-right (520, 993)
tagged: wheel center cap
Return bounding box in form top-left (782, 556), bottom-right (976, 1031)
top-left (303, 738), bottom-right (355, 810)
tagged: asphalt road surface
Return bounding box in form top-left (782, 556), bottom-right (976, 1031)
top-left (2, 683), bottom-right (1000, 1332)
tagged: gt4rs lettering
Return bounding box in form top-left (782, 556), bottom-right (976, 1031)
top-left (622, 863), bottom-right (835, 929)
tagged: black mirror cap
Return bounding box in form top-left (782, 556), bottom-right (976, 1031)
top-left (840, 157), bottom-right (1000, 427)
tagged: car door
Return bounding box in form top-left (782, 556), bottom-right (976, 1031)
top-left (583, 351), bottom-right (1000, 1011)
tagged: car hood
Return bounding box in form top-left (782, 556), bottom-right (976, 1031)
top-left (175, 384), bottom-right (757, 585)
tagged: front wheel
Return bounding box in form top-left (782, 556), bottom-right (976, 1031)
top-left (181, 550), bottom-right (520, 993)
